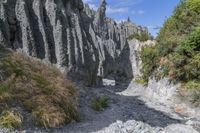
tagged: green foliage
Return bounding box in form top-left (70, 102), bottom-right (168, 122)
top-left (157, 0), bottom-right (200, 46)
top-left (186, 0), bottom-right (200, 14)
top-left (140, 46), bottom-right (159, 82)
top-left (169, 27), bottom-right (200, 82)
top-left (139, 0), bottom-right (200, 106)
top-left (128, 32), bottom-right (152, 42)
top-left (181, 81), bottom-right (200, 91)
top-left (134, 76), bottom-right (148, 86)
top-left (140, 0), bottom-right (200, 84)
top-left (91, 96), bottom-right (109, 111)
top-left (0, 110), bottom-right (22, 129)
top-left (177, 27), bottom-right (200, 55)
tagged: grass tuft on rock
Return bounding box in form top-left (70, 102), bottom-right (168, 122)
top-left (0, 110), bottom-right (22, 129)
top-left (134, 76), bottom-right (148, 86)
top-left (0, 52), bottom-right (79, 128)
top-left (91, 96), bottom-right (109, 111)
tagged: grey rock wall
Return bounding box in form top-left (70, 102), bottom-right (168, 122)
top-left (0, 0), bottom-right (149, 85)
top-left (84, 0), bottom-right (149, 82)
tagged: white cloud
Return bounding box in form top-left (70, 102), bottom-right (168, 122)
top-left (83, 0), bottom-right (144, 16)
top-left (115, 19), bottom-right (126, 24)
top-left (82, 0), bottom-right (93, 3)
top-left (131, 10), bottom-right (145, 15)
top-left (138, 10), bottom-right (145, 15)
top-left (88, 4), bottom-right (98, 10)
top-left (112, 0), bottom-right (143, 8)
top-left (107, 6), bottom-right (129, 14)
top-left (147, 25), bottom-right (154, 29)
top-left (148, 26), bottom-right (161, 30)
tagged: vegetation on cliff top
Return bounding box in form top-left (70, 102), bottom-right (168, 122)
top-left (0, 52), bottom-right (79, 129)
top-left (128, 32), bottom-right (153, 42)
top-left (139, 0), bottom-right (200, 106)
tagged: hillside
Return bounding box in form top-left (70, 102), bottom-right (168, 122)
top-left (0, 49), bottom-right (79, 129)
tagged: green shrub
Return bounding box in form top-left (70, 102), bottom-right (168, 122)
top-left (140, 46), bottom-right (159, 82)
top-left (139, 0), bottom-right (200, 87)
top-left (186, 0), bottom-right (200, 14)
top-left (137, 0), bottom-right (200, 107)
top-left (134, 76), bottom-right (148, 86)
top-left (177, 27), bottom-right (200, 54)
top-left (91, 96), bottom-right (109, 111)
top-left (169, 27), bottom-right (200, 82)
top-left (128, 32), bottom-right (152, 42)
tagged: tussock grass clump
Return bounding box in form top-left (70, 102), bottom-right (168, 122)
top-left (134, 76), bottom-right (148, 86)
top-left (0, 53), bottom-right (79, 128)
top-left (0, 110), bottom-right (22, 129)
top-left (91, 96), bottom-right (109, 111)
top-left (179, 81), bottom-right (200, 107)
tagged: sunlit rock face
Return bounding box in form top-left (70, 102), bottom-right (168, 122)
top-left (0, 0), bottom-right (149, 85)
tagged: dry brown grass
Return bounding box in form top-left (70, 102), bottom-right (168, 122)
top-left (0, 53), bottom-right (79, 128)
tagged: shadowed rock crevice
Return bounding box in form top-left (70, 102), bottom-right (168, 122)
top-left (42, 6), bottom-right (57, 63)
top-left (29, 0), bottom-right (46, 59)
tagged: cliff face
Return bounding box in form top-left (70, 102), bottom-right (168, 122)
top-left (0, 0), bottom-right (149, 85)
top-left (84, 0), bottom-right (149, 81)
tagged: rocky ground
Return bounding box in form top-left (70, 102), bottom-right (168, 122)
top-left (2, 80), bottom-right (198, 133)
top-left (58, 82), bottom-right (199, 133)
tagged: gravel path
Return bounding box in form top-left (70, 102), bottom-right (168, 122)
top-left (0, 82), bottom-right (199, 133)
top-left (51, 83), bottom-right (199, 133)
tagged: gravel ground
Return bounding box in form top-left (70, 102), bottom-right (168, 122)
top-left (0, 82), bottom-right (199, 133)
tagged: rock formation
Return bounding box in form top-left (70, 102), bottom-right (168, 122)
top-left (0, 0), bottom-right (149, 85)
top-left (84, 0), bottom-right (150, 82)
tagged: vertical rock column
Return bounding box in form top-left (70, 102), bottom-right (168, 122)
top-left (32, 0), bottom-right (50, 62)
top-left (45, 0), bottom-right (67, 67)
top-left (93, 0), bottom-right (107, 35)
top-left (15, 0), bottom-right (37, 57)
top-left (0, 0), bottom-right (10, 47)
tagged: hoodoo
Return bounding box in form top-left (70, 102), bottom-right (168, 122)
top-left (0, 0), bottom-right (148, 85)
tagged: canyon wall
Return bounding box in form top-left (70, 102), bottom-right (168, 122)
top-left (0, 0), bottom-right (149, 85)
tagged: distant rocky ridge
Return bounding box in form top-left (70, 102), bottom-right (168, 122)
top-left (0, 0), bottom-right (149, 85)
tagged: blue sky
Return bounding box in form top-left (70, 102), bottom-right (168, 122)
top-left (83, 0), bottom-right (180, 37)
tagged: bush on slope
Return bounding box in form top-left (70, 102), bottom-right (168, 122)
top-left (0, 52), bottom-right (80, 128)
top-left (139, 0), bottom-right (200, 106)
